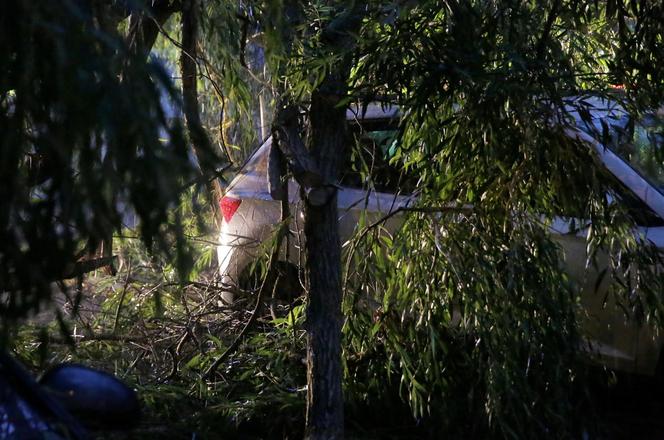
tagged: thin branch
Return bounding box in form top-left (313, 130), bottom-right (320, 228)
top-left (272, 102), bottom-right (337, 206)
top-left (46, 332), bottom-right (146, 344)
top-left (113, 261), bottom-right (133, 334)
top-left (238, 11), bottom-right (249, 69)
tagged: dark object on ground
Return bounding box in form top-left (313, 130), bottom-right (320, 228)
top-left (0, 350), bottom-right (141, 439)
top-left (40, 363), bottom-right (141, 430)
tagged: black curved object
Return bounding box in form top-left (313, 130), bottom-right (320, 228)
top-left (39, 363), bottom-right (141, 430)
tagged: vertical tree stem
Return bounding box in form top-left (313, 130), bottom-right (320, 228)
top-left (181, 0), bottom-right (223, 224)
top-left (304, 80), bottom-right (347, 440)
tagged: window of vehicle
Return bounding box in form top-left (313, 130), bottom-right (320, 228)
top-left (572, 108), bottom-right (664, 226)
top-left (611, 112), bottom-right (664, 194)
top-left (340, 119), bottom-right (418, 194)
top-left (610, 180), bottom-right (664, 227)
top-left (553, 176), bottom-right (664, 227)
top-left (576, 108), bottom-right (664, 195)
top-left (242, 139), bottom-right (269, 175)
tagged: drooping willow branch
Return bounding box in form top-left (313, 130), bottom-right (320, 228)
top-left (342, 204), bottom-right (474, 293)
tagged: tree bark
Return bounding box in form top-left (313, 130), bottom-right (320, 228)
top-left (266, 3), bottom-right (363, 438)
top-left (126, 0), bottom-right (176, 59)
top-left (180, 0), bottom-right (223, 225)
top-left (300, 4), bottom-right (365, 437)
top-left (304, 78), bottom-right (347, 440)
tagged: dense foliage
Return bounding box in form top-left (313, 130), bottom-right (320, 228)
top-left (4, 0), bottom-right (664, 438)
top-left (252, 1), bottom-right (664, 437)
top-left (0, 1), bottom-right (223, 335)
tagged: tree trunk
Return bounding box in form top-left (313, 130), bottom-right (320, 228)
top-left (181, 0), bottom-right (223, 225)
top-left (304, 81), bottom-right (347, 440)
top-left (266, 3), bottom-right (363, 437)
top-left (126, 0), bottom-right (176, 59)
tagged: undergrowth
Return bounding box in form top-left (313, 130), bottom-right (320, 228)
top-left (9, 217), bottom-right (633, 439)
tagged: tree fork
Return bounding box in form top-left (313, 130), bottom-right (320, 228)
top-left (126, 0), bottom-right (178, 59)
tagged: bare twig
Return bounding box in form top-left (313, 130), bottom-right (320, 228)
top-left (46, 332), bottom-right (146, 344)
